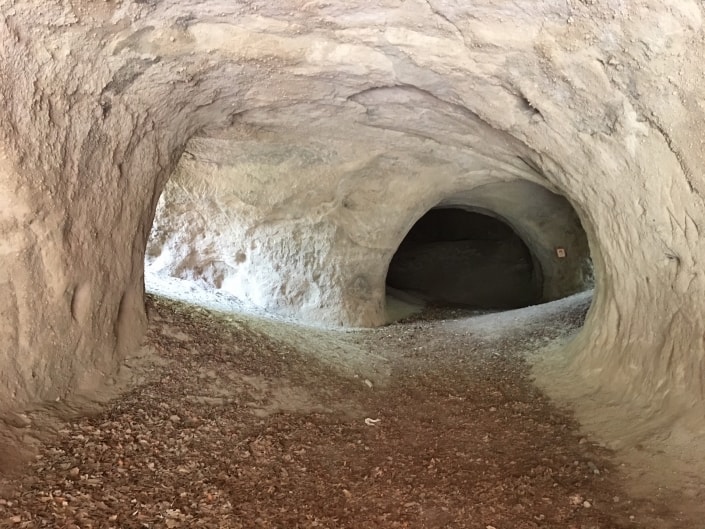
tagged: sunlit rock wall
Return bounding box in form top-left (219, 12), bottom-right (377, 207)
top-left (146, 132), bottom-right (588, 326)
top-left (0, 0), bottom-right (703, 445)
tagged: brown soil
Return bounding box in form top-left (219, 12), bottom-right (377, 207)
top-left (0, 295), bottom-right (697, 528)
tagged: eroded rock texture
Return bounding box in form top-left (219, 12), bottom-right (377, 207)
top-left (1, 0), bottom-right (704, 441)
top-left (146, 138), bottom-right (590, 324)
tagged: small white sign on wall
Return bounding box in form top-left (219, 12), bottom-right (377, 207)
top-left (556, 247), bottom-right (566, 258)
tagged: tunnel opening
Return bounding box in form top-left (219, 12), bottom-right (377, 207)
top-left (385, 181), bottom-right (595, 323)
top-left (142, 127), bottom-right (594, 329)
top-left (386, 208), bottom-right (542, 311)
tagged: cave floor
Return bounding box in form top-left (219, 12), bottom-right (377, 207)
top-left (0, 294), bottom-right (700, 528)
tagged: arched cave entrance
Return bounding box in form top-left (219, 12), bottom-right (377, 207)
top-left (386, 208), bottom-right (542, 310)
top-left (385, 181), bottom-right (594, 321)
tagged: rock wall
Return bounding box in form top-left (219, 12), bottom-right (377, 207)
top-left (146, 137), bottom-right (590, 325)
top-left (1, 0), bottom-right (705, 443)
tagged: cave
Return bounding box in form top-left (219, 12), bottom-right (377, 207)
top-left (384, 181), bottom-right (593, 319)
top-left (2, 0), bottom-right (705, 526)
top-left (386, 208), bottom-right (542, 310)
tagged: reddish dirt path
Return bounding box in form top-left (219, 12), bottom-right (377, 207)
top-left (0, 295), bottom-right (695, 528)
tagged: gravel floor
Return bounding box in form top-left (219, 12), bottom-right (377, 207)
top-left (0, 293), bottom-right (695, 528)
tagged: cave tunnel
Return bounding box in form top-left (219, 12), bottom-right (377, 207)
top-left (386, 208), bottom-right (542, 310)
top-left (386, 181), bottom-right (594, 319)
top-left (4, 3), bottom-right (705, 524)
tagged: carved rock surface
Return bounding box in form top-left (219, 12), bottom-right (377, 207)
top-left (1, 0), bottom-right (704, 446)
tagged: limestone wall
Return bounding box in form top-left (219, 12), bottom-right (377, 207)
top-left (146, 141), bottom-right (590, 323)
top-left (1, 0), bottom-right (704, 441)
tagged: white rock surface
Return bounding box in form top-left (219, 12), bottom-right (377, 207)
top-left (145, 134), bottom-right (590, 326)
top-left (0, 0), bottom-right (704, 452)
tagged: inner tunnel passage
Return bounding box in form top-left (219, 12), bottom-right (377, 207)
top-left (386, 208), bottom-right (542, 310)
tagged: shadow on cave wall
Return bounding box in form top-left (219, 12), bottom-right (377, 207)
top-left (386, 208), bottom-right (542, 310)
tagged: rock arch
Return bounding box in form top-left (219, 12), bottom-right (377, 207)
top-left (0, 0), bottom-right (704, 447)
top-left (385, 182), bottom-right (592, 311)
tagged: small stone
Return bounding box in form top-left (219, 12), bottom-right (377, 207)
top-left (569, 493), bottom-right (583, 505)
top-left (69, 467), bottom-right (80, 477)
top-left (169, 415), bottom-right (181, 423)
top-left (683, 488), bottom-right (700, 499)
top-left (582, 500), bottom-right (592, 508)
